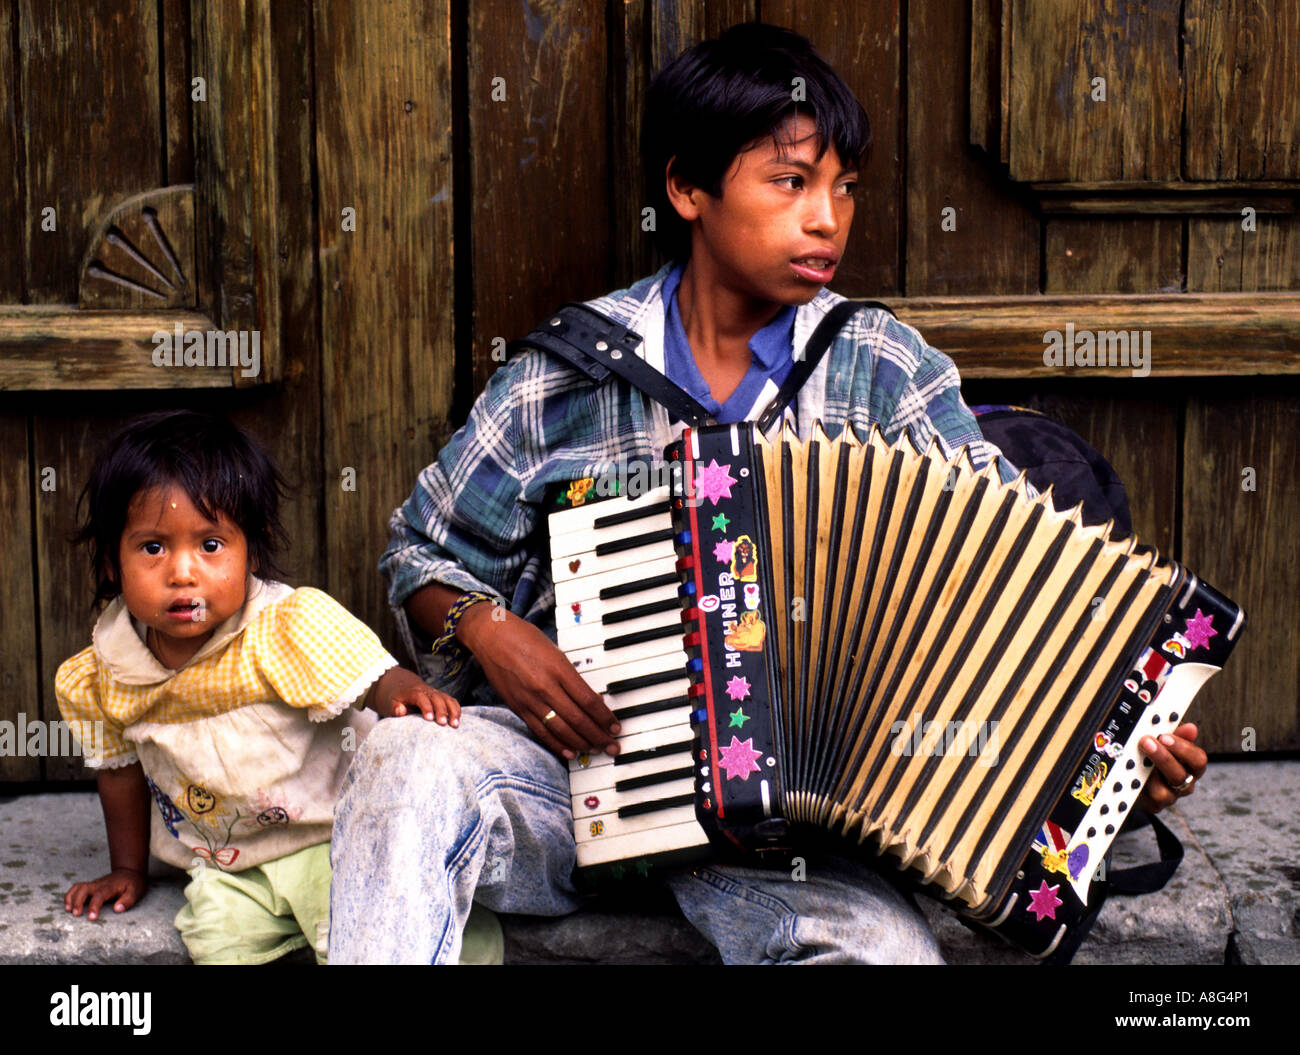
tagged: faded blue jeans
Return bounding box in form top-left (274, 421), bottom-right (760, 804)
top-left (329, 706), bottom-right (944, 964)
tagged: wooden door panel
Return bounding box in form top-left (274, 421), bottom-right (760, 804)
top-left (19, 0), bottom-right (162, 304)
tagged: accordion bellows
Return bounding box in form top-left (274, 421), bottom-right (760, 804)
top-left (748, 422), bottom-right (1173, 908)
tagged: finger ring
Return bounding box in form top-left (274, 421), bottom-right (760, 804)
top-left (542, 710), bottom-right (558, 723)
top-left (1170, 774), bottom-right (1194, 794)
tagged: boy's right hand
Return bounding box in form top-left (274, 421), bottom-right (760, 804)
top-left (459, 603), bottom-right (621, 759)
top-left (65, 868), bottom-right (148, 920)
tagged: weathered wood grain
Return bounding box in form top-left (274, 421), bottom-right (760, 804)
top-left (610, 0), bottom-right (657, 287)
top-left (20, 0), bottom-right (162, 303)
top-left (1038, 195), bottom-right (1297, 216)
top-left (241, 0), bottom-right (323, 590)
top-left (1188, 213), bottom-right (1300, 293)
top-left (1185, 0), bottom-right (1300, 182)
top-left (0, 310), bottom-right (229, 389)
top-left (190, 0), bottom-right (281, 384)
top-left (890, 293), bottom-right (1300, 376)
top-left (468, 0), bottom-right (609, 395)
top-left (0, 411), bottom-right (38, 781)
top-left (314, 0), bottom-right (454, 642)
top-left (0, 0), bottom-right (23, 303)
top-left (1008, 0), bottom-right (1181, 183)
top-left (161, 0), bottom-right (194, 183)
top-left (1045, 217), bottom-right (1182, 294)
top-left (968, 0), bottom-right (1001, 155)
top-left (907, 0), bottom-right (1038, 295)
top-left (1182, 386), bottom-right (1300, 753)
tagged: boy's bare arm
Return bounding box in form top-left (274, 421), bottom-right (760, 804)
top-left (65, 762), bottom-right (151, 920)
top-left (405, 583), bottom-right (620, 758)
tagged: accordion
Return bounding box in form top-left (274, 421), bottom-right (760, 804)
top-left (548, 421), bottom-right (1244, 956)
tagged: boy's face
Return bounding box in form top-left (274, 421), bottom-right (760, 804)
top-left (670, 114), bottom-right (857, 306)
top-left (115, 483), bottom-right (249, 668)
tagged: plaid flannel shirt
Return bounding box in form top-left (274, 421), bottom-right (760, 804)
top-left (381, 264), bottom-right (1012, 701)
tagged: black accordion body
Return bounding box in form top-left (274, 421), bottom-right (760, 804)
top-left (549, 422), bottom-right (1244, 957)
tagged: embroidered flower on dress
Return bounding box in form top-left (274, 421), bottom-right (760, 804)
top-left (243, 789), bottom-right (304, 829)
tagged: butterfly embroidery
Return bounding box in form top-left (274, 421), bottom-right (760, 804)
top-left (191, 845), bottom-right (240, 867)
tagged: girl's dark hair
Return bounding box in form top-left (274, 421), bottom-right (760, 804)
top-left (642, 22), bottom-right (872, 263)
top-left (75, 411), bottom-right (288, 607)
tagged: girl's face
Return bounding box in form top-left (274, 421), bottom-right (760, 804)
top-left (115, 483), bottom-right (249, 669)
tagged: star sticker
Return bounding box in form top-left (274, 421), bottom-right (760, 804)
top-left (711, 512), bottom-right (731, 532)
top-left (717, 736), bottom-right (763, 781)
top-left (1027, 880), bottom-right (1063, 922)
top-left (1182, 609), bottom-right (1218, 651)
top-left (729, 707), bottom-right (750, 728)
top-left (725, 675), bottom-right (751, 701)
top-left (713, 539), bottom-right (734, 563)
top-left (694, 459), bottom-right (738, 506)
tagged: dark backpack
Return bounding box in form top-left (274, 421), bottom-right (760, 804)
top-left (970, 404), bottom-right (1132, 539)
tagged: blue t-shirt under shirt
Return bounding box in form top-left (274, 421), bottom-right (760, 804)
top-left (661, 263), bottom-right (796, 424)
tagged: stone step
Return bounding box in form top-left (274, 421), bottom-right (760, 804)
top-left (2, 761), bottom-right (1296, 965)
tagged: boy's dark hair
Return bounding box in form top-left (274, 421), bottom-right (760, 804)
top-left (642, 22), bottom-right (872, 263)
top-left (75, 410), bottom-right (288, 607)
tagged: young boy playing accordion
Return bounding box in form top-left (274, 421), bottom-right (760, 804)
top-left (328, 22), bottom-right (1208, 964)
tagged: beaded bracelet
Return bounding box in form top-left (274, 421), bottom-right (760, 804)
top-left (431, 590), bottom-right (498, 676)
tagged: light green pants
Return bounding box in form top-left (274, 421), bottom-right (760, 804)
top-left (176, 842), bottom-right (503, 964)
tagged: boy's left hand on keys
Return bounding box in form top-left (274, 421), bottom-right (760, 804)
top-left (367, 667), bottom-right (460, 726)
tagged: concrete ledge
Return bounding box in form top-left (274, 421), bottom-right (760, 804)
top-left (2, 760), bottom-right (1296, 965)
top-left (0, 792), bottom-right (189, 965)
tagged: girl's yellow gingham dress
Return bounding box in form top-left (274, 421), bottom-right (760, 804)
top-left (56, 578), bottom-right (396, 872)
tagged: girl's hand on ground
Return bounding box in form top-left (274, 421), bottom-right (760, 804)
top-left (65, 868), bottom-right (148, 920)
top-left (459, 604), bottom-right (620, 760)
top-left (1137, 723), bottom-right (1208, 813)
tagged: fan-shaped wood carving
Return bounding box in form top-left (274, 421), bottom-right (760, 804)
top-left (78, 185), bottom-right (196, 309)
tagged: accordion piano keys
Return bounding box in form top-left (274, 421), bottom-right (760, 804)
top-left (550, 481), bottom-right (714, 875)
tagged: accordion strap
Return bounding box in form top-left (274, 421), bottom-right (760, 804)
top-left (511, 297), bottom-right (898, 431)
top-left (755, 298), bottom-right (897, 432)
top-left (508, 303), bottom-right (715, 428)
top-left (1107, 809), bottom-right (1185, 895)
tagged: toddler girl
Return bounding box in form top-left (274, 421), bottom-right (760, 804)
top-left (56, 410), bottom-right (497, 963)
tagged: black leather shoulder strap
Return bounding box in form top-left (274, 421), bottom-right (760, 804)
top-left (512, 297), bottom-right (899, 433)
top-left (508, 302), bottom-right (714, 428)
top-left (756, 298), bottom-right (897, 432)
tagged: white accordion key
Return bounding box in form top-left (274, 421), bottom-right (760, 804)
top-left (553, 553), bottom-right (679, 611)
top-left (551, 536), bottom-right (677, 588)
top-left (572, 776), bottom-right (696, 822)
top-left (548, 484), bottom-right (672, 542)
top-left (557, 580), bottom-right (680, 643)
top-left (574, 819), bottom-right (708, 867)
